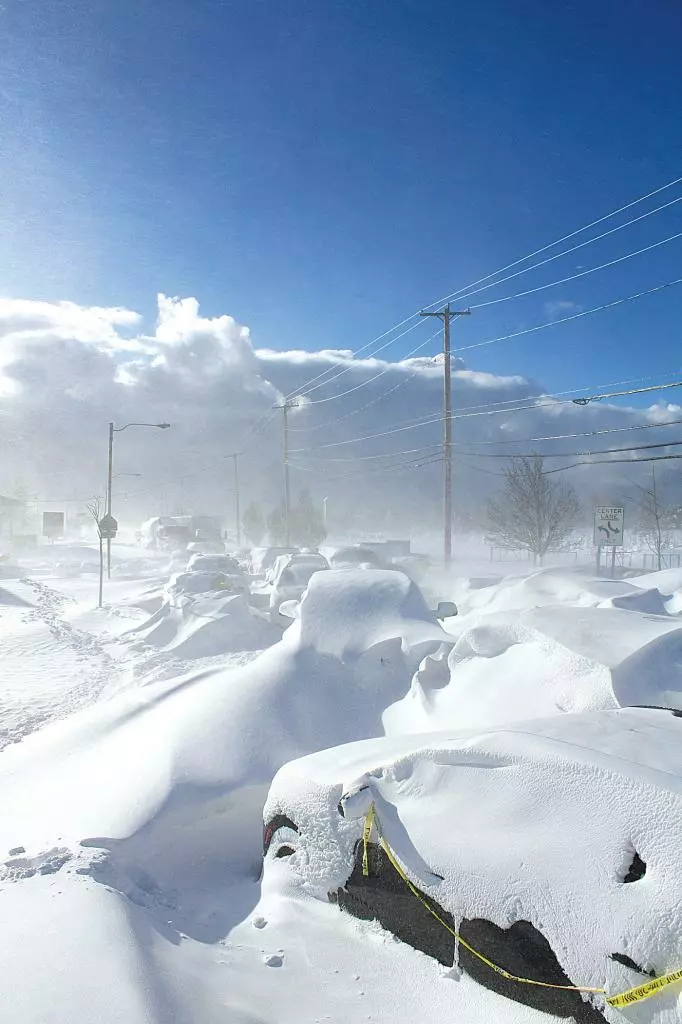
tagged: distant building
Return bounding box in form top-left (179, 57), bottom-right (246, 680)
top-left (0, 494), bottom-right (29, 538)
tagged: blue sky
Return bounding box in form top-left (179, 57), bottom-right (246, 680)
top-left (2, 0), bottom-right (682, 397)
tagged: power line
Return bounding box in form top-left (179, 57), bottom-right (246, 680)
top-left (457, 438), bottom-right (682, 460)
top-left (450, 415), bottom-right (682, 447)
top-left (287, 358), bottom-right (436, 433)
top-left (545, 452), bottom-right (682, 474)
top-left (293, 217), bottom-right (682, 405)
top-left (289, 377), bottom-right (682, 453)
top-left (452, 276), bottom-right (682, 355)
top-left (428, 173), bottom-right (682, 310)
top-left (290, 270), bottom-right (682, 426)
top-left (283, 173), bottom-right (682, 403)
top-left (298, 326), bottom-right (442, 406)
top-left (469, 228), bottom-right (682, 310)
top-left (457, 194), bottom-right (682, 308)
top-left (294, 366), bottom-right (682, 438)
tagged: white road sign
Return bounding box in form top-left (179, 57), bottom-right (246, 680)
top-left (593, 506), bottom-right (624, 547)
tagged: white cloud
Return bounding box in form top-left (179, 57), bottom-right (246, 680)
top-left (0, 293), bottom-right (674, 530)
top-left (544, 299), bottom-right (582, 322)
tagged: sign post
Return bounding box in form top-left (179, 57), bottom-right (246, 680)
top-left (593, 506), bottom-right (624, 577)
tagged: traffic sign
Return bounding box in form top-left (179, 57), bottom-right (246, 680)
top-left (43, 511), bottom-right (65, 539)
top-left (593, 506), bottom-right (624, 547)
top-left (98, 513), bottom-right (118, 539)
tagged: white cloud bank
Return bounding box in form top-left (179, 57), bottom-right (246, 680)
top-left (0, 293), bottom-right (678, 531)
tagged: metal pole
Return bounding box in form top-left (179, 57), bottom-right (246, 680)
top-left (98, 534), bottom-right (104, 608)
top-left (233, 454), bottom-right (241, 548)
top-left (107, 421), bottom-right (114, 579)
top-left (283, 404), bottom-right (291, 546)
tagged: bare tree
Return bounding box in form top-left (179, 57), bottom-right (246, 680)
top-left (486, 455), bottom-right (581, 564)
top-left (634, 466), bottom-right (671, 571)
top-left (87, 496), bottom-right (105, 608)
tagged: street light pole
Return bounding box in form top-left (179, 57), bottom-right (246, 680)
top-left (106, 421), bottom-right (171, 578)
top-left (107, 422), bottom-right (114, 578)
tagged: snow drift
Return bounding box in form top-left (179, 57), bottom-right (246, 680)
top-left (386, 604), bottom-right (682, 733)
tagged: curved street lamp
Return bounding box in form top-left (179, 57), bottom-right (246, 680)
top-left (106, 421), bottom-right (171, 577)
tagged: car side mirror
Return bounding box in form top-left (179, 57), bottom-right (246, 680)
top-left (435, 601), bottom-right (457, 619)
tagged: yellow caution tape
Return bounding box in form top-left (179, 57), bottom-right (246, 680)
top-left (607, 969), bottom-right (682, 1008)
top-left (362, 804), bottom-right (375, 877)
top-left (361, 805), bottom-right (682, 1011)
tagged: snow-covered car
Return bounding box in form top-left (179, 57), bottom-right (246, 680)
top-left (250, 546), bottom-right (298, 578)
top-left (267, 551), bottom-right (328, 582)
top-left (164, 568), bottom-right (247, 604)
top-left (268, 555), bottom-right (329, 621)
top-left (261, 706), bottom-right (682, 1024)
top-left (186, 553), bottom-right (243, 574)
top-left (329, 545), bottom-right (389, 569)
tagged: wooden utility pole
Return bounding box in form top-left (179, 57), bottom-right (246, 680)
top-left (419, 305), bottom-right (471, 564)
top-left (274, 399), bottom-right (298, 545)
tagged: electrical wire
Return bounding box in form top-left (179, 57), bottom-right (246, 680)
top-left (299, 327), bottom-right (442, 406)
top-left (425, 174), bottom-right (682, 310)
top-left (453, 276), bottom-right (682, 355)
top-left (294, 416), bottom-right (682, 465)
top-left (456, 195), bottom-right (682, 308)
top-left (457, 438), bottom-right (682, 459)
top-left (289, 377), bottom-right (682, 453)
top-left (545, 452), bottom-right (682, 474)
top-left (450, 416), bottom-right (682, 447)
top-left (292, 269), bottom-right (682, 421)
top-left (469, 228), bottom-right (682, 310)
top-left (287, 359), bottom-right (437, 433)
top-left (283, 173), bottom-right (682, 402)
top-left (293, 366), bottom-right (682, 439)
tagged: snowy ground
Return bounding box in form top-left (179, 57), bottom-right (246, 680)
top-left (1, 546), bottom-right (681, 1022)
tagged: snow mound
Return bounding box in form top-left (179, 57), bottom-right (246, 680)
top-left (455, 568), bottom-right (660, 617)
top-left (125, 590), bottom-right (279, 658)
top-left (0, 570), bottom-right (450, 945)
top-left (629, 568), bottom-right (682, 614)
top-left (262, 707), bottom-right (682, 1024)
top-left (385, 606), bottom-right (682, 733)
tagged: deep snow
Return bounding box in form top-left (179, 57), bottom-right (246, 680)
top-left (1, 554), bottom-right (682, 1023)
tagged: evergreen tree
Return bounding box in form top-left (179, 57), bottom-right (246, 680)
top-left (242, 501), bottom-right (265, 545)
top-left (290, 488), bottom-right (327, 547)
top-left (267, 504), bottom-right (287, 544)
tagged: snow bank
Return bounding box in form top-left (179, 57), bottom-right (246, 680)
top-left (453, 568), bottom-right (659, 617)
top-left (0, 570), bottom-right (450, 951)
top-left (386, 605), bottom-right (682, 733)
top-left (263, 707), bottom-right (682, 1024)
